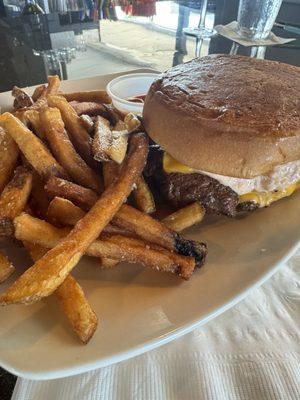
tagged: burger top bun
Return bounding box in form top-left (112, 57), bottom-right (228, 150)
top-left (143, 54), bottom-right (300, 178)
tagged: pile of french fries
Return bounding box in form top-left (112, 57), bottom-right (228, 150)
top-left (0, 76), bottom-right (207, 344)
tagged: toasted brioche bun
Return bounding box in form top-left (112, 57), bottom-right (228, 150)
top-left (143, 54), bottom-right (300, 178)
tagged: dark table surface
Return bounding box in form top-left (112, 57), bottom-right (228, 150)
top-left (0, 0), bottom-right (299, 398)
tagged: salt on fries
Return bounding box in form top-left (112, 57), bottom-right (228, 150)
top-left (0, 166), bottom-right (33, 237)
top-left (0, 133), bottom-right (149, 305)
top-left (0, 77), bottom-right (207, 344)
top-left (23, 241), bottom-right (98, 344)
top-left (0, 252), bottom-right (15, 284)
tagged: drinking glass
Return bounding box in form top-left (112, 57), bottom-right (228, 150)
top-left (237, 0), bottom-right (283, 39)
top-left (183, 0), bottom-right (216, 38)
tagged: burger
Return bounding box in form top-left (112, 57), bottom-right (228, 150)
top-left (143, 54), bottom-right (300, 217)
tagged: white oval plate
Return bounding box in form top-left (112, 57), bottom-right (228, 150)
top-left (0, 71), bottom-right (299, 380)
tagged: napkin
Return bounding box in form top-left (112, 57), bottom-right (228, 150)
top-left (215, 21), bottom-right (296, 47)
top-left (13, 250), bottom-right (300, 400)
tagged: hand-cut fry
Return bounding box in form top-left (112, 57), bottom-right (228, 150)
top-left (47, 197), bottom-right (85, 226)
top-left (44, 179), bottom-right (206, 265)
top-left (12, 86), bottom-right (34, 109)
top-left (0, 252), bottom-right (14, 283)
top-left (113, 204), bottom-right (207, 266)
top-left (14, 213), bottom-right (195, 279)
top-left (55, 274), bottom-right (98, 344)
top-left (29, 86), bottom-right (47, 110)
top-left (124, 113), bottom-right (141, 133)
top-left (92, 116), bottom-right (112, 162)
top-left (60, 90), bottom-right (111, 104)
top-left (45, 177), bottom-right (98, 211)
top-left (32, 84), bottom-right (46, 102)
top-left (133, 176), bottom-right (155, 214)
top-left (163, 203), bottom-right (206, 232)
top-left (24, 110), bottom-right (44, 139)
top-left (80, 114), bottom-right (94, 133)
top-left (46, 75), bottom-right (60, 95)
top-left (46, 197), bottom-right (128, 237)
top-left (93, 116), bottom-right (128, 164)
top-left (0, 113), bottom-right (68, 181)
top-left (23, 241), bottom-right (98, 344)
top-left (47, 95), bottom-right (94, 167)
top-left (0, 128), bottom-right (19, 194)
top-left (70, 101), bottom-right (106, 117)
top-left (40, 108), bottom-right (102, 192)
top-left (0, 166), bottom-right (33, 237)
top-left (102, 162), bottom-right (120, 188)
top-left (0, 133), bottom-right (148, 305)
top-left (102, 104), bottom-right (122, 125)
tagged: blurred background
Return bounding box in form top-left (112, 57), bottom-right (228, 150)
top-left (0, 0), bottom-right (300, 92)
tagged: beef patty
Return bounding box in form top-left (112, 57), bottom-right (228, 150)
top-left (145, 147), bottom-right (257, 217)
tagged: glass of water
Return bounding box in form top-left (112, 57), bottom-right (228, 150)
top-left (237, 0), bottom-right (283, 39)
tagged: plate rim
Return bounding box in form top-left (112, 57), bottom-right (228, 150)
top-left (1, 241), bottom-right (298, 381)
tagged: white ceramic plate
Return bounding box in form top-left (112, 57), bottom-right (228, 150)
top-left (0, 71), bottom-right (299, 380)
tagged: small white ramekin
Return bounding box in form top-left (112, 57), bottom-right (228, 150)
top-left (106, 73), bottom-right (159, 115)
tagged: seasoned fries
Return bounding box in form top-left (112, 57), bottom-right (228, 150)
top-left (163, 203), bottom-right (206, 232)
top-left (14, 213), bottom-right (195, 279)
top-left (0, 166), bottom-right (33, 237)
top-left (40, 108), bottom-right (102, 192)
top-left (46, 75), bottom-right (60, 95)
top-left (92, 116), bottom-right (112, 162)
top-left (0, 78), bottom-right (208, 344)
top-left (133, 176), bottom-right (156, 214)
top-left (0, 127), bottom-right (19, 194)
top-left (45, 177), bottom-right (98, 211)
top-left (0, 252), bottom-right (14, 283)
top-left (47, 197), bottom-right (85, 226)
top-left (0, 113), bottom-right (68, 180)
top-left (24, 241), bottom-right (98, 344)
top-left (47, 95), bottom-right (94, 167)
top-left (60, 90), bottom-right (111, 104)
top-left (102, 162), bottom-right (120, 188)
top-left (0, 133), bottom-right (148, 305)
top-left (93, 115), bottom-right (128, 164)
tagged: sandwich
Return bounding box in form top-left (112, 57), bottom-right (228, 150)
top-left (143, 54), bottom-right (300, 217)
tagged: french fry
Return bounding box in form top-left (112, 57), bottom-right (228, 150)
top-left (98, 257), bottom-right (119, 269)
top-left (70, 101), bottom-right (106, 117)
top-left (102, 162), bottom-right (120, 188)
top-left (163, 203), bottom-right (206, 232)
top-left (46, 75), bottom-right (60, 95)
top-left (47, 95), bottom-right (95, 167)
top-left (60, 90), bottom-right (111, 104)
top-left (40, 108), bottom-right (102, 192)
top-left (24, 110), bottom-right (44, 140)
top-left (45, 177), bottom-right (98, 211)
top-left (23, 241), bottom-right (98, 344)
top-left (0, 127), bottom-right (19, 194)
top-left (93, 116), bottom-right (128, 164)
top-left (44, 179), bottom-right (206, 265)
top-left (92, 116), bottom-right (112, 162)
top-left (14, 213), bottom-right (195, 279)
top-left (12, 86), bottom-right (33, 109)
top-left (0, 133), bottom-right (148, 305)
top-left (0, 113), bottom-right (68, 181)
top-left (133, 176), bottom-right (156, 214)
top-left (0, 252), bottom-right (14, 283)
top-left (124, 113), bottom-right (141, 133)
top-left (80, 114), bottom-right (94, 133)
top-left (47, 197), bottom-right (85, 226)
top-left (0, 166), bottom-right (33, 237)
top-left (32, 84), bottom-right (46, 102)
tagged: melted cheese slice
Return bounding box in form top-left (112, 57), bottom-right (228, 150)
top-left (163, 152), bottom-right (299, 207)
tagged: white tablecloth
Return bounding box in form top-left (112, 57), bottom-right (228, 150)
top-left (13, 250), bottom-right (300, 400)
